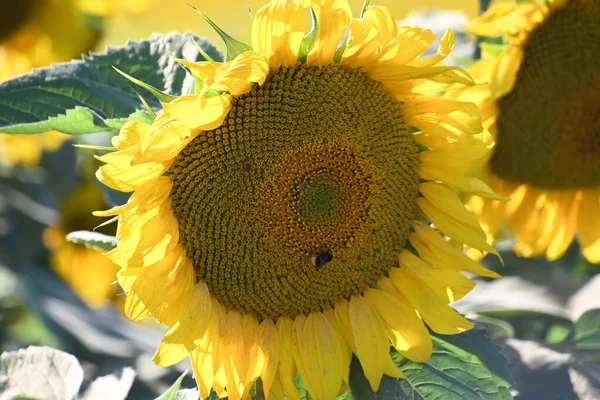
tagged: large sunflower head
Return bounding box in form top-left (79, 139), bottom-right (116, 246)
top-left (451, 0), bottom-right (600, 262)
top-left (43, 180), bottom-right (119, 308)
top-left (95, 1), bottom-right (499, 398)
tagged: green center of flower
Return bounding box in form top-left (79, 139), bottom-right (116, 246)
top-left (169, 64), bottom-right (419, 319)
top-left (296, 172), bottom-right (342, 223)
top-left (491, 0), bottom-right (600, 189)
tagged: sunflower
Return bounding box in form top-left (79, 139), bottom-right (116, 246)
top-left (95, 1), bottom-right (499, 398)
top-left (43, 181), bottom-right (119, 308)
top-left (0, 131), bottom-right (70, 166)
top-left (450, 0), bottom-right (600, 262)
top-left (0, 0), bottom-right (146, 166)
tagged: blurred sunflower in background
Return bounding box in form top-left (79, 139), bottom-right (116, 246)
top-left (0, 0), bottom-right (147, 166)
top-left (449, 0), bottom-right (600, 262)
top-left (95, 1), bottom-right (500, 398)
top-left (43, 180), bottom-right (119, 308)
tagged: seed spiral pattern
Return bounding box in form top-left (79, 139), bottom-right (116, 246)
top-left (491, 0), bottom-right (600, 189)
top-left (169, 64), bottom-right (419, 319)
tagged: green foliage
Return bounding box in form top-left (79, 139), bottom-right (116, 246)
top-left (0, 32), bottom-right (221, 136)
top-left (155, 371), bottom-right (188, 400)
top-left (65, 230), bottom-right (117, 251)
top-left (574, 310), bottom-right (600, 355)
top-left (194, 7), bottom-right (252, 62)
top-left (346, 325), bottom-right (513, 400)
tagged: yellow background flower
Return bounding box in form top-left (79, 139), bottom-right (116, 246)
top-left (43, 181), bottom-right (119, 308)
top-left (450, 0), bottom-right (600, 262)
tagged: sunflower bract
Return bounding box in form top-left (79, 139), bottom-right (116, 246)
top-left (95, 1), bottom-right (498, 399)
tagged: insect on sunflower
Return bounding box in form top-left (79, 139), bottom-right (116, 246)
top-left (95, 1), bottom-right (500, 399)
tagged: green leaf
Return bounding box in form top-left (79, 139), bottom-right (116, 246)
top-left (360, 0), bottom-right (372, 17)
top-left (113, 66), bottom-right (178, 103)
top-left (480, 42), bottom-right (510, 57)
top-left (104, 109), bottom-right (156, 131)
top-left (574, 309), bottom-right (600, 351)
top-left (347, 325), bottom-right (513, 399)
top-left (0, 346), bottom-right (84, 400)
top-left (65, 230), bottom-right (117, 251)
top-left (193, 7), bottom-right (252, 62)
top-left (155, 371), bottom-right (188, 400)
top-left (0, 106), bottom-right (108, 135)
top-left (298, 7), bottom-right (318, 64)
top-left (0, 32), bottom-right (221, 135)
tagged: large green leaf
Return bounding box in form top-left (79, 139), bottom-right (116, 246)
top-left (0, 32), bottom-right (221, 135)
top-left (347, 325), bottom-right (513, 399)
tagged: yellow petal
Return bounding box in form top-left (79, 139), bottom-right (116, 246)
top-left (135, 119), bottom-right (195, 164)
top-left (260, 318), bottom-right (281, 396)
top-left (212, 51), bottom-right (270, 95)
top-left (410, 222), bottom-right (499, 278)
top-left (221, 311), bottom-right (249, 400)
top-left (190, 327), bottom-right (216, 399)
top-left (267, 376), bottom-right (285, 400)
top-left (292, 312), bottom-right (346, 400)
top-left (307, 0), bottom-right (352, 66)
top-left (403, 97), bottom-right (483, 136)
top-left (112, 120), bottom-right (150, 150)
top-left (251, 0), bottom-right (308, 67)
top-left (409, 28), bottom-right (455, 67)
top-left (418, 182), bottom-right (498, 255)
top-left (578, 188), bottom-right (600, 263)
top-left (398, 249), bottom-right (475, 303)
top-left (342, 6), bottom-right (397, 68)
top-left (322, 308), bottom-right (352, 382)
top-left (349, 295), bottom-right (401, 391)
top-left (490, 46), bottom-right (523, 100)
top-left (244, 314), bottom-right (265, 390)
top-left (364, 287), bottom-right (432, 362)
top-left (95, 144), bottom-right (169, 192)
top-left (175, 59), bottom-right (222, 87)
top-left (333, 299), bottom-right (356, 353)
top-left (119, 246), bottom-right (195, 324)
top-left (546, 191), bottom-right (580, 261)
top-left (152, 282), bottom-right (212, 366)
top-left (276, 317), bottom-right (300, 400)
top-left (387, 268), bottom-right (474, 335)
top-left (162, 93), bottom-right (232, 130)
top-left (380, 26), bottom-right (435, 65)
top-left (466, 2), bottom-right (547, 42)
top-left (111, 202), bottom-right (179, 268)
top-left (369, 64), bottom-right (474, 93)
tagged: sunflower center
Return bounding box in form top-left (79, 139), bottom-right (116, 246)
top-left (491, 0), bottom-right (600, 189)
top-left (169, 64), bottom-right (419, 319)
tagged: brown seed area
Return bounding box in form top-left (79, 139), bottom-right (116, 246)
top-left (169, 64), bottom-right (419, 319)
top-left (491, 0), bottom-right (600, 189)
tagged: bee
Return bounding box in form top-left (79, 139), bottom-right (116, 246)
top-left (312, 248), bottom-right (333, 270)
